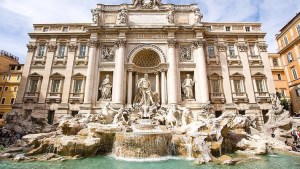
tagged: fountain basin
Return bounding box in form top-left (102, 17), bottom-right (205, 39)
top-left (113, 132), bottom-right (173, 158)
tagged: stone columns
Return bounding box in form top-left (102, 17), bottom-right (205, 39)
top-left (193, 39), bottom-right (209, 103)
top-left (167, 40), bottom-right (179, 105)
top-left (160, 70), bottom-right (167, 105)
top-left (112, 39), bottom-right (126, 105)
top-left (84, 39), bottom-right (99, 104)
top-left (135, 73), bottom-right (139, 94)
top-left (155, 72), bottom-right (160, 94)
top-left (127, 70), bottom-right (133, 106)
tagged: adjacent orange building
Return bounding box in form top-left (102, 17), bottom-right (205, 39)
top-left (268, 53), bottom-right (290, 99)
top-left (276, 12), bottom-right (300, 114)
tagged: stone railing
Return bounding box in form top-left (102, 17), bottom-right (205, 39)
top-left (46, 92), bottom-right (62, 103)
top-left (206, 55), bottom-right (219, 65)
top-left (32, 56), bottom-right (46, 65)
top-left (69, 93), bottom-right (84, 103)
top-left (255, 92), bottom-right (271, 103)
top-left (227, 55), bottom-right (241, 65)
top-left (53, 56), bottom-right (67, 65)
top-left (75, 56), bottom-right (88, 65)
top-left (210, 93), bottom-right (225, 103)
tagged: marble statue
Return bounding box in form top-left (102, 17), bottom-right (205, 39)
top-left (91, 9), bottom-right (98, 24)
top-left (132, 0), bottom-right (162, 8)
top-left (181, 107), bottom-right (192, 126)
top-left (167, 9), bottom-right (174, 23)
top-left (99, 74), bottom-right (112, 100)
top-left (194, 8), bottom-right (202, 24)
top-left (136, 74), bottom-right (154, 106)
top-left (117, 8), bottom-right (127, 24)
top-left (98, 103), bottom-right (116, 123)
top-left (112, 108), bottom-right (128, 125)
top-left (166, 105), bottom-right (179, 127)
top-left (182, 74), bottom-right (195, 100)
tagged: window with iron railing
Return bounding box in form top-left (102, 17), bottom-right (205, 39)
top-left (207, 45), bottom-right (215, 57)
top-left (228, 45), bottom-right (235, 56)
top-left (38, 45), bottom-right (45, 56)
top-left (79, 45), bottom-right (87, 57)
top-left (51, 80), bottom-right (61, 93)
top-left (29, 79), bottom-right (38, 93)
top-left (58, 44), bottom-right (66, 57)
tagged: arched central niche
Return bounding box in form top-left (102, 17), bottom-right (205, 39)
top-left (132, 49), bottom-right (161, 67)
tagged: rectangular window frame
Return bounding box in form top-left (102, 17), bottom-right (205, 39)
top-left (1, 98), bottom-right (6, 104)
top-left (38, 45), bottom-right (46, 56)
top-left (287, 52), bottom-right (293, 63)
top-left (291, 67), bottom-right (299, 80)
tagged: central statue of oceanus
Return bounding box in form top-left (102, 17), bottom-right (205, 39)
top-left (133, 74), bottom-right (160, 118)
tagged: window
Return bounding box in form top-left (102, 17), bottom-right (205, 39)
top-left (281, 89), bottom-right (286, 97)
top-left (43, 27), bottom-right (49, 32)
top-left (38, 45), bottom-right (46, 56)
top-left (284, 36), bottom-right (288, 45)
top-left (296, 88), bottom-right (300, 97)
top-left (29, 79), bottom-right (38, 93)
top-left (63, 27), bottom-right (68, 32)
top-left (17, 66), bottom-right (21, 70)
top-left (291, 67), bottom-right (298, 80)
top-left (10, 98), bottom-right (15, 105)
top-left (2, 75), bottom-right (6, 80)
top-left (58, 44), bottom-right (66, 57)
top-left (207, 45), bottom-right (215, 57)
top-left (245, 27), bottom-right (250, 32)
top-left (239, 110), bottom-right (246, 115)
top-left (1, 98), bottom-right (5, 104)
top-left (74, 79), bottom-right (83, 93)
top-left (13, 87), bottom-right (18, 92)
top-left (233, 80), bottom-right (243, 93)
top-left (229, 45), bottom-right (235, 56)
top-left (79, 45), bottom-right (87, 57)
top-left (297, 25), bottom-right (300, 35)
top-left (273, 58), bottom-right (279, 66)
top-left (51, 80), bottom-right (60, 93)
top-left (256, 79), bottom-right (265, 92)
top-left (277, 74), bottom-right (282, 80)
top-left (8, 75), bottom-right (11, 80)
top-left (226, 26), bottom-right (230, 31)
top-left (0, 87), bottom-right (2, 91)
top-left (287, 52), bottom-right (293, 63)
top-left (17, 75), bottom-right (20, 81)
top-left (0, 113), bottom-right (3, 119)
top-left (4, 87), bottom-right (8, 92)
top-left (11, 65), bottom-right (15, 70)
top-left (211, 80), bottom-right (220, 93)
top-left (206, 26), bottom-right (212, 31)
top-left (249, 45), bottom-right (255, 55)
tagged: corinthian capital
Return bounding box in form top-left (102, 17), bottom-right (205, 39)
top-left (236, 43), bottom-right (248, 52)
top-left (68, 43), bottom-right (78, 52)
top-left (88, 39), bottom-right (100, 47)
top-left (115, 39), bottom-right (127, 48)
top-left (257, 43), bottom-right (268, 52)
top-left (193, 39), bottom-right (205, 48)
top-left (26, 43), bottom-right (37, 52)
top-left (167, 39), bottom-right (178, 48)
top-left (216, 43), bottom-right (227, 52)
top-left (47, 43), bottom-right (57, 52)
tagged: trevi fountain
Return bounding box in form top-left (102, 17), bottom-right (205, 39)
top-left (1, 0), bottom-right (300, 168)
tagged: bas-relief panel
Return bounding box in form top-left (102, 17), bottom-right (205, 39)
top-left (127, 34), bottom-right (168, 39)
top-left (128, 14), bottom-right (167, 24)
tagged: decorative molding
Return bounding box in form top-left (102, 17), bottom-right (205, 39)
top-left (232, 25), bottom-right (244, 30)
top-left (212, 25), bottom-right (224, 31)
top-left (127, 44), bottom-right (166, 63)
top-left (236, 43), bottom-right (248, 52)
top-left (216, 43), bottom-right (227, 52)
top-left (68, 43), bottom-right (78, 52)
top-left (47, 43), bottom-right (57, 52)
top-left (115, 39), bottom-right (126, 48)
top-left (257, 43), bottom-right (268, 52)
top-left (26, 43), bottom-right (37, 52)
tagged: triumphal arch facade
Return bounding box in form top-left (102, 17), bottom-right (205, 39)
top-left (13, 0), bottom-right (276, 126)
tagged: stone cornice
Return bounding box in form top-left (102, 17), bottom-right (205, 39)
top-left (167, 39), bottom-right (178, 48)
top-left (26, 43), bottom-right (37, 52)
top-left (88, 39), bottom-right (101, 47)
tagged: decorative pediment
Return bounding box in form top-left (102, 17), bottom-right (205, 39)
top-left (29, 72), bottom-right (42, 77)
top-left (72, 73), bottom-right (85, 77)
top-left (230, 72), bottom-right (244, 79)
top-left (50, 72), bottom-right (64, 78)
top-left (252, 72), bottom-right (265, 79)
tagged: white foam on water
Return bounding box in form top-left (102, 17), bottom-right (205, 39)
top-left (109, 154), bottom-right (185, 162)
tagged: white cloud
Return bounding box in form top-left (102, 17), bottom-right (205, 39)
top-left (0, 0), bottom-right (298, 63)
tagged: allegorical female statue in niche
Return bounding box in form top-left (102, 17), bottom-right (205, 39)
top-left (182, 74), bottom-right (195, 100)
top-left (99, 74), bottom-right (112, 100)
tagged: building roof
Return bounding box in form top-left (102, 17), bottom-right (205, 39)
top-left (0, 50), bottom-right (19, 63)
top-left (279, 12), bottom-right (300, 32)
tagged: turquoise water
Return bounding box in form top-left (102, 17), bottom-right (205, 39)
top-left (1, 154), bottom-right (300, 169)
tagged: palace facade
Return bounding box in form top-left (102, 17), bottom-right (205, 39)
top-left (13, 1), bottom-right (275, 126)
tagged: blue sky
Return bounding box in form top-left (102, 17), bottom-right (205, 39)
top-left (0, 0), bottom-right (299, 63)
